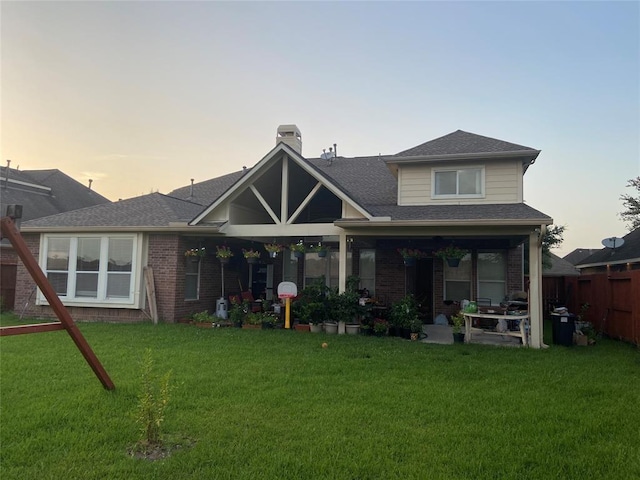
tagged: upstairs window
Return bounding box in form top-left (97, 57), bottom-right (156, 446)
top-left (433, 167), bottom-right (484, 198)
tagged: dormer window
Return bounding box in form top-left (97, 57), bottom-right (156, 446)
top-left (432, 167), bottom-right (484, 198)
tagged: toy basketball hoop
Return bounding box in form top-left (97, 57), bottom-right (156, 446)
top-left (277, 282), bottom-right (297, 329)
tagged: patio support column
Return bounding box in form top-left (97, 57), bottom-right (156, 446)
top-left (338, 233), bottom-right (347, 293)
top-left (528, 227), bottom-right (545, 348)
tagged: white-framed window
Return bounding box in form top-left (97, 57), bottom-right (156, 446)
top-left (283, 250), bottom-right (298, 284)
top-left (41, 234), bottom-right (138, 306)
top-left (184, 258), bottom-right (201, 301)
top-left (477, 251), bottom-right (507, 305)
top-left (358, 249), bottom-right (375, 296)
top-left (443, 254), bottom-right (472, 301)
top-left (303, 251), bottom-right (352, 290)
top-left (432, 167), bottom-right (484, 198)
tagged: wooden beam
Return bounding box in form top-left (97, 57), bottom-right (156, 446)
top-left (143, 266), bottom-right (158, 325)
top-left (0, 216), bottom-right (115, 390)
top-left (0, 322), bottom-right (65, 336)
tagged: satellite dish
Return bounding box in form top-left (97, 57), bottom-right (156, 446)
top-left (601, 237), bottom-right (625, 249)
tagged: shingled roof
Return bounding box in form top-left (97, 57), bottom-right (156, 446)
top-left (576, 228), bottom-right (640, 267)
top-left (545, 253), bottom-right (580, 276)
top-left (1, 167), bottom-right (110, 222)
top-left (395, 130), bottom-right (537, 157)
top-left (563, 248), bottom-right (600, 265)
top-left (18, 129), bottom-right (552, 230)
top-left (168, 170), bottom-right (248, 205)
top-left (22, 193), bottom-right (204, 229)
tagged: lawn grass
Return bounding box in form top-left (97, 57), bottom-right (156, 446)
top-left (1, 314), bottom-right (639, 479)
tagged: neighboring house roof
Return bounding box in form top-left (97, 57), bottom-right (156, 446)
top-left (394, 130), bottom-right (537, 157)
top-left (576, 228), bottom-right (640, 268)
top-left (1, 167), bottom-right (110, 222)
top-left (545, 253), bottom-right (580, 276)
top-left (21, 193), bottom-right (205, 230)
top-left (563, 248), bottom-right (600, 265)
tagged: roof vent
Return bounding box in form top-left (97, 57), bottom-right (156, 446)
top-left (276, 125), bottom-right (302, 154)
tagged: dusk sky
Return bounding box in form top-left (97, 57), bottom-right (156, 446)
top-left (2, 1), bottom-right (638, 256)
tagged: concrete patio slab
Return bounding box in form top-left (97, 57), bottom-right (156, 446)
top-left (421, 324), bottom-right (524, 347)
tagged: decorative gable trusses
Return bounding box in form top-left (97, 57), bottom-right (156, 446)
top-left (189, 142), bottom-right (373, 229)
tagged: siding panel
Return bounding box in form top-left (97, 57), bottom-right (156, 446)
top-left (398, 160), bottom-right (521, 205)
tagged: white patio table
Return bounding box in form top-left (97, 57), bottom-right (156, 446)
top-left (462, 312), bottom-right (529, 347)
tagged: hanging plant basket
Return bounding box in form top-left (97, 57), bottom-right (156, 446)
top-left (317, 249), bottom-right (328, 258)
top-left (219, 257), bottom-right (230, 265)
top-left (246, 257), bottom-right (257, 264)
top-left (293, 250), bottom-right (304, 259)
top-left (434, 245), bottom-right (469, 267)
top-left (403, 257), bottom-right (417, 267)
top-left (446, 257), bottom-right (461, 268)
top-left (269, 251), bottom-right (278, 259)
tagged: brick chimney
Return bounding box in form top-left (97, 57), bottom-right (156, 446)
top-left (276, 125), bottom-right (302, 155)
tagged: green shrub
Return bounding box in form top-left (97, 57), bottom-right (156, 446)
top-left (133, 349), bottom-right (172, 452)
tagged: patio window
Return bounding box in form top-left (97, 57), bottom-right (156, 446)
top-left (42, 234), bottom-right (137, 305)
top-left (358, 249), bottom-right (375, 296)
top-left (304, 251), bottom-right (352, 289)
top-left (283, 249), bottom-right (298, 284)
top-left (443, 254), bottom-right (471, 301)
top-left (184, 254), bottom-right (200, 300)
top-left (432, 167), bottom-right (484, 198)
top-left (477, 251), bottom-right (507, 305)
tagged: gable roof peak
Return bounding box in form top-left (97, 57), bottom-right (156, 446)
top-left (395, 129), bottom-right (538, 158)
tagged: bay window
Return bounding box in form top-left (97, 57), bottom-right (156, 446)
top-left (42, 234), bottom-right (137, 305)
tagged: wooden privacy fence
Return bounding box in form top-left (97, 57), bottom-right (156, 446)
top-left (565, 270), bottom-right (640, 346)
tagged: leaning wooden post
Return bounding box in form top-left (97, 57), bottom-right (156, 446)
top-left (0, 216), bottom-right (115, 390)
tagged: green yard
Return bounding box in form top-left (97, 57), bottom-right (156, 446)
top-left (1, 315), bottom-right (639, 479)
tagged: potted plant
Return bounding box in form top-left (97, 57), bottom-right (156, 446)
top-left (409, 315), bottom-right (423, 341)
top-left (260, 312), bottom-right (278, 329)
top-left (242, 248), bottom-right (261, 264)
top-left (451, 310), bottom-right (466, 343)
top-left (312, 243), bottom-right (331, 258)
top-left (373, 318), bottom-right (389, 337)
top-left (229, 298), bottom-right (246, 327)
top-left (328, 289), bottom-right (361, 335)
top-left (397, 248), bottom-right (424, 267)
top-left (215, 245), bottom-right (234, 264)
top-left (192, 310), bottom-right (215, 328)
top-left (389, 295), bottom-right (419, 339)
top-left (434, 245), bottom-right (469, 267)
top-left (289, 242), bottom-right (306, 259)
top-left (264, 243), bottom-right (283, 258)
top-left (293, 302), bottom-right (312, 332)
top-left (184, 247), bottom-right (206, 263)
top-left (242, 311), bottom-right (263, 330)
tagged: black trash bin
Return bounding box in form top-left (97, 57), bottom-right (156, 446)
top-left (551, 313), bottom-right (575, 346)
